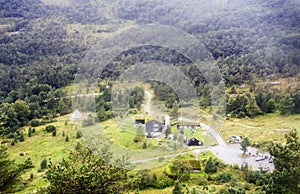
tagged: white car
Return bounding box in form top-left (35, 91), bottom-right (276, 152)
top-left (258, 165), bottom-right (270, 172)
top-left (255, 154), bottom-right (267, 161)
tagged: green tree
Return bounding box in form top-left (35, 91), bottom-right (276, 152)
top-left (170, 159), bottom-right (191, 181)
top-left (40, 158), bottom-right (47, 170)
top-left (268, 129), bottom-right (300, 193)
top-left (76, 130), bottom-right (83, 138)
top-left (165, 125), bottom-right (171, 138)
top-left (43, 145), bottom-right (131, 193)
top-left (11, 100), bottom-right (30, 126)
top-left (19, 131), bottom-right (24, 142)
top-left (205, 157), bottom-right (217, 174)
top-left (65, 135), bottom-right (69, 142)
top-left (245, 94), bottom-right (261, 117)
top-left (0, 146), bottom-right (27, 192)
top-left (265, 98), bottom-right (276, 113)
top-left (172, 181), bottom-right (183, 194)
top-left (170, 102), bottom-right (179, 118)
top-left (28, 127), bottom-right (32, 137)
top-left (279, 94), bottom-right (295, 115)
top-left (240, 137), bottom-right (250, 155)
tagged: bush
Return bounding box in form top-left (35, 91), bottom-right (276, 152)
top-left (52, 130), bottom-right (56, 137)
top-left (40, 159), bottom-right (47, 170)
top-left (19, 132), bottom-right (24, 142)
top-left (154, 177), bottom-right (174, 189)
top-left (76, 130), bottom-right (83, 139)
top-left (30, 119), bottom-right (40, 127)
top-left (65, 135), bottom-right (69, 142)
top-left (216, 172), bottom-right (232, 183)
top-left (11, 140), bottom-right (15, 146)
top-left (45, 125), bottom-right (56, 133)
top-left (28, 127), bottom-right (32, 137)
top-left (205, 157), bottom-right (217, 174)
top-left (30, 173), bottom-right (34, 179)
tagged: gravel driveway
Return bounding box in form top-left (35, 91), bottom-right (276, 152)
top-left (210, 144), bottom-right (275, 171)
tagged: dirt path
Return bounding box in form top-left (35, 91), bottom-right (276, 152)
top-left (144, 90), bottom-right (152, 114)
top-left (235, 123), bottom-right (260, 128)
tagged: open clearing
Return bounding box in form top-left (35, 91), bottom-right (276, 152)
top-left (221, 113), bottom-right (300, 146)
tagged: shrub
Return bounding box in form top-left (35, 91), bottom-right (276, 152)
top-left (52, 130), bottom-right (56, 137)
top-left (76, 130), bottom-right (83, 139)
top-left (19, 132), bottom-right (24, 142)
top-left (62, 131), bottom-right (65, 137)
top-left (65, 135), bottom-right (69, 142)
top-left (28, 127), bottom-right (32, 137)
top-left (40, 159), bottom-right (47, 170)
top-left (154, 177), bottom-right (174, 189)
top-left (216, 172), bottom-right (232, 183)
top-left (30, 119), bottom-right (40, 127)
top-left (45, 125), bottom-right (56, 133)
top-left (11, 140), bottom-right (15, 146)
top-left (205, 157), bottom-right (217, 174)
top-left (30, 173), bottom-right (34, 179)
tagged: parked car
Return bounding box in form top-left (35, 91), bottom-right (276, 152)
top-left (255, 153), bottom-right (268, 161)
top-left (258, 165), bottom-right (270, 172)
top-left (269, 156), bottom-right (274, 163)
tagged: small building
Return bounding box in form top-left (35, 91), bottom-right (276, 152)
top-left (177, 122), bottom-right (201, 130)
top-left (187, 137), bottom-right (203, 146)
top-left (229, 135), bottom-right (243, 143)
top-left (146, 120), bottom-right (164, 138)
top-left (135, 118), bottom-right (145, 126)
top-left (70, 109), bottom-right (83, 120)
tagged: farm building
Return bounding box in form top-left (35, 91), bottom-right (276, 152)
top-left (146, 120), bottom-right (164, 138)
top-left (187, 137), bottom-right (203, 146)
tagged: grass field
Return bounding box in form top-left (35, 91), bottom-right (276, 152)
top-left (3, 110), bottom-right (299, 192)
top-left (221, 113), bottom-right (300, 147)
top-left (4, 115), bottom-right (81, 193)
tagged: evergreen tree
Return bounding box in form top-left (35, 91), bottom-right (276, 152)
top-left (164, 125), bottom-right (171, 138)
top-left (246, 94), bottom-right (261, 117)
top-left (28, 127), bottom-right (32, 137)
top-left (43, 144), bottom-right (131, 193)
top-left (172, 181), bottom-right (183, 194)
top-left (76, 130), bottom-right (83, 139)
top-left (279, 94), bottom-right (295, 115)
top-left (205, 157), bottom-right (217, 174)
top-left (52, 129), bottom-right (56, 137)
top-left (0, 146), bottom-right (26, 192)
top-left (19, 131), bottom-right (24, 142)
top-left (266, 99), bottom-right (276, 113)
top-left (40, 158), bottom-right (47, 170)
top-left (240, 137), bottom-right (250, 155)
top-left (268, 129), bottom-right (300, 193)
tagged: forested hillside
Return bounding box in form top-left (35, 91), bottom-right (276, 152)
top-left (0, 0), bottom-right (299, 193)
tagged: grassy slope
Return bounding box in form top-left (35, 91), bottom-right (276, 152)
top-left (5, 114), bottom-right (81, 194)
top-left (221, 113), bottom-right (300, 146)
top-left (3, 112), bottom-right (299, 193)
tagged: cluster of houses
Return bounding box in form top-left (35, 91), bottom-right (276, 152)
top-left (135, 118), bottom-right (203, 146)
